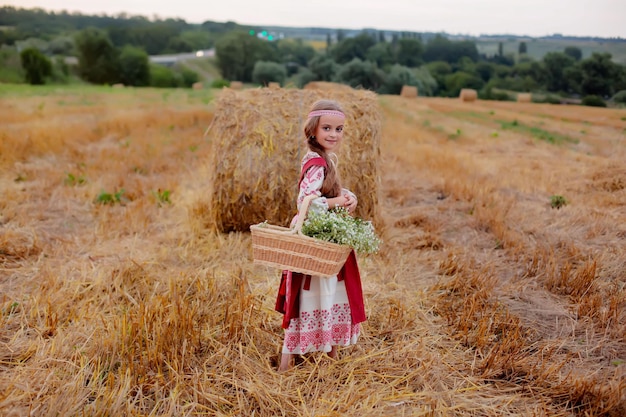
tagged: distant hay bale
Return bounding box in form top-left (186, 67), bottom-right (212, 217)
top-left (517, 93), bottom-right (532, 103)
top-left (229, 81), bottom-right (243, 90)
top-left (459, 89), bottom-right (477, 102)
top-left (112, 83), bottom-right (125, 88)
top-left (203, 88), bottom-right (382, 233)
top-left (192, 82), bottom-right (203, 90)
top-left (268, 82), bottom-right (280, 89)
top-left (400, 85), bottom-right (418, 98)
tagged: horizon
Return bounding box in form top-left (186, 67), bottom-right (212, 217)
top-left (5, 1), bottom-right (626, 39)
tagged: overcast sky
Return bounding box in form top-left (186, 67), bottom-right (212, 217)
top-left (7, 0), bottom-right (626, 38)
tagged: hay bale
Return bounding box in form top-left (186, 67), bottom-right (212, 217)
top-left (112, 83), bottom-right (125, 88)
top-left (459, 89), bottom-right (477, 102)
top-left (204, 88), bottom-right (382, 233)
top-left (517, 93), bottom-right (532, 103)
top-left (229, 81), bottom-right (243, 90)
top-left (303, 82), bottom-right (354, 92)
top-left (192, 82), bottom-right (203, 90)
top-left (400, 85), bottom-right (418, 98)
top-left (268, 82), bottom-right (280, 89)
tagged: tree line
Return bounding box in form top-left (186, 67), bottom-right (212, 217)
top-left (215, 31), bottom-right (626, 105)
top-left (2, 6), bottom-right (626, 105)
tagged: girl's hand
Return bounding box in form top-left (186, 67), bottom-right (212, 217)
top-left (343, 193), bottom-right (357, 214)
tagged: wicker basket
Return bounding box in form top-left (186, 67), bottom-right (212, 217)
top-left (250, 195), bottom-right (352, 277)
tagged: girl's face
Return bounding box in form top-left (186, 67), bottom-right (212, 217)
top-left (315, 114), bottom-right (344, 152)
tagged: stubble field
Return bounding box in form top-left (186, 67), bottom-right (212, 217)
top-left (1, 85), bottom-right (625, 416)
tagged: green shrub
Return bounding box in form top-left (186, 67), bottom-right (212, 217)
top-left (119, 46), bottom-right (150, 86)
top-left (581, 95), bottom-right (606, 107)
top-left (179, 68), bottom-right (199, 87)
top-left (150, 64), bottom-right (178, 88)
top-left (550, 195), bottom-right (568, 209)
top-left (252, 61), bottom-right (287, 86)
top-left (20, 47), bottom-right (52, 85)
top-left (211, 78), bottom-right (230, 88)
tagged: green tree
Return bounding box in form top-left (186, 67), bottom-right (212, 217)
top-left (308, 55), bottom-right (338, 81)
top-left (149, 64), bottom-right (178, 87)
top-left (296, 67), bottom-right (316, 88)
top-left (118, 45), bottom-right (150, 86)
top-left (75, 27), bottom-right (120, 84)
top-left (395, 38), bottom-right (424, 67)
top-left (252, 61), bottom-right (287, 86)
top-left (443, 71), bottom-right (484, 97)
top-left (20, 47), bottom-right (52, 84)
top-left (380, 64), bottom-right (417, 94)
top-left (366, 42), bottom-right (395, 69)
top-left (330, 32), bottom-right (376, 64)
top-left (334, 58), bottom-right (385, 91)
top-left (276, 38), bottom-right (315, 67)
top-left (518, 42), bottom-right (527, 55)
top-left (542, 52), bottom-right (575, 92)
top-left (564, 46), bottom-right (582, 61)
top-left (423, 35), bottom-right (478, 63)
top-left (579, 52), bottom-right (621, 97)
top-left (215, 31), bottom-right (276, 82)
top-left (412, 66), bottom-right (438, 96)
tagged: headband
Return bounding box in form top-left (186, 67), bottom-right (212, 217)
top-left (307, 110), bottom-right (345, 119)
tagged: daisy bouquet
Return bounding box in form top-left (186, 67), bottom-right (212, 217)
top-left (300, 208), bottom-right (381, 255)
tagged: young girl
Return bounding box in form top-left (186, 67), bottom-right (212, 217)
top-left (275, 99), bottom-right (366, 372)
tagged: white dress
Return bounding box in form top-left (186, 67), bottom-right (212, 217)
top-left (282, 152), bottom-right (361, 354)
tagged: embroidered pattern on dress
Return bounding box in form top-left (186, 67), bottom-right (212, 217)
top-left (283, 303), bottom-right (360, 353)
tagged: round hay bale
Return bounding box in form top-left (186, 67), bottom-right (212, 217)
top-left (303, 82), bottom-right (354, 92)
top-left (268, 82), bottom-right (280, 89)
top-left (517, 93), bottom-right (532, 103)
top-left (112, 83), bottom-right (125, 88)
top-left (192, 82), bottom-right (203, 90)
top-left (400, 85), bottom-right (418, 98)
top-left (203, 88), bottom-right (382, 233)
top-left (229, 81), bottom-right (243, 90)
top-left (459, 89), bottom-right (477, 102)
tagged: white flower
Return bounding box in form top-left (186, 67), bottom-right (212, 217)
top-left (301, 208), bottom-right (381, 254)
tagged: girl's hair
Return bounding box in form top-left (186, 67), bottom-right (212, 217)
top-left (303, 99), bottom-right (344, 198)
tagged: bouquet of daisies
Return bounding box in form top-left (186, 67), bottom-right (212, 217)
top-left (300, 208), bottom-right (382, 255)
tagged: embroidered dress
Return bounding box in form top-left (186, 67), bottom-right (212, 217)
top-left (281, 151), bottom-right (361, 355)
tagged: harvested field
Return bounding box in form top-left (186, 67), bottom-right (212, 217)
top-left (1, 86), bottom-right (625, 416)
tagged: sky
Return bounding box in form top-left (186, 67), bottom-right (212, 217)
top-left (6, 0), bottom-right (626, 38)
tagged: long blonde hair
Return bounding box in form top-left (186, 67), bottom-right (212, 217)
top-left (303, 99), bottom-right (344, 198)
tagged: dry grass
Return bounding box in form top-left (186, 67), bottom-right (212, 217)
top-left (1, 87), bottom-right (625, 416)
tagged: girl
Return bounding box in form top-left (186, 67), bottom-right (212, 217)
top-left (275, 99), bottom-right (366, 372)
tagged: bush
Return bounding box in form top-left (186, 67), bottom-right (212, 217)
top-left (118, 46), bottom-right (150, 86)
top-left (150, 64), bottom-right (178, 88)
top-left (20, 47), bottom-right (52, 85)
top-left (252, 61), bottom-right (287, 86)
top-left (178, 68), bottom-right (199, 88)
top-left (533, 95), bottom-right (562, 105)
top-left (334, 58), bottom-right (385, 91)
top-left (479, 86), bottom-right (511, 101)
top-left (380, 64), bottom-right (417, 95)
top-left (211, 79), bottom-right (230, 88)
top-left (295, 67), bottom-right (315, 88)
top-left (581, 95), bottom-right (606, 107)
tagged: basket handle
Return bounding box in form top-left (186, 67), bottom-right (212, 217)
top-left (292, 194), bottom-right (318, 233)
